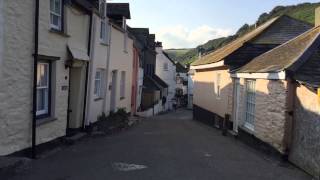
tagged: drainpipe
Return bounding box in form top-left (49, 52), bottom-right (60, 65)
top-left (102, 21), bottom-right (112, 113)
top-left (31, 0), bottom-right (40, 159)
top-left (82, 13), bottom-right (93, 130)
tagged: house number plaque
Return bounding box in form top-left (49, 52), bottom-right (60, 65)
top-left (61, 86), bottom-right (68, 91)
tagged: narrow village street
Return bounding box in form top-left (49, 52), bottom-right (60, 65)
top-left (7, 109), bottom-right (310, 180)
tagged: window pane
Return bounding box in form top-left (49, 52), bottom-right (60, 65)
top-left (50, 0), bottom-right (55, 12)
top-left (54, 0), bottom-right (61, 14)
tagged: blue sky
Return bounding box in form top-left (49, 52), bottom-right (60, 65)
top-left (111, 0), bottom-right (319, 48)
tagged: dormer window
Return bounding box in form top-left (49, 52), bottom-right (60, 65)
top-left (50, 0), bottom-right (63, 31)
top-left (122, 16), bottom-right (127, 30)
top-left (99, 0), bottom-right (106, 18)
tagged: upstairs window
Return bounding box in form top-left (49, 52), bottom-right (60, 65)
top-left (163, 62), bottom-right (168, 71)
top-left (50, 0), bottom-right (62, 31)
top-left (123, 32), bottom-right (128, 52)
top-left (99, 0), bottom-right (106, 17)
top-left (94, 70), bottom-right (103, 97)
top-left (100, 20), bottom-right (108, 43)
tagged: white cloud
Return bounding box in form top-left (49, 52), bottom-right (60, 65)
top-left (155, 25), bottom-right (233, 49)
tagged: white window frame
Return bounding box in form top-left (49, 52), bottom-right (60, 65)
top-left (100, 20), bottom-right (107, 43)
top-left (216, 73), bottom-right (221, 98)
top-left (244, 79), bottom-right (256, 131)
top-left (94, 70), bottom-right (103, 98)
top-left (120, 71), bottom-right (126, 99)
top-left (36, 63), bottom-right (50, 116)
top-left (50, 0), bottom-right (62, 30)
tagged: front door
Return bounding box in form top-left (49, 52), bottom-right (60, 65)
top-left (232, 78), bottom-right (240, 133)
top-left (68, 62), bottom-right (87, 129)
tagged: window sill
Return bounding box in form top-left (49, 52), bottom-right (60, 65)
top-left (100, 41), bottom-right (109, 46)
top-left (49, 28), bottom-right (70, 37)
top-left (243, 123), bottom-right (255, 133)
top-left (36, 116), bottom-right (57, 126)
top-left (94, 97), bottom-right (104, 102)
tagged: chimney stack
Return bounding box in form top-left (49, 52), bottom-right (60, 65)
top-left (315, 7), bottom-right (320, 27)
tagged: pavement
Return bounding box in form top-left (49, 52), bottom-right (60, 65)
top-left (6, 109), bottom-right (312, 180)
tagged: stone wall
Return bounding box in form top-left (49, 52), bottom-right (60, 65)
top-left (237, 79), bottom-right (288, 153)
top-left (0, 0), bottom-right (35, 155)
top-left (289, 85), bottom-right (320, 177)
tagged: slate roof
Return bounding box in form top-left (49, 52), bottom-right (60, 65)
top-left (191, 15), bottom-right (312, 66)
top-left (107, 3), bottom-right (131, 19)
top-left (176, 63), bottom-right (188, 73)
top-left (237, 26), bottom-right (320, 73)
top-left (162, 51), bottom-right (176, 65)
top-left (191, 17), bottom-right (279, 66)
top-left (152, 75), bottom-right (169, 88)
top-left (143, 76), bottom-right (161, 91)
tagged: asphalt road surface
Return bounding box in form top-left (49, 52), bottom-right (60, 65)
top-left (9, 109), bottom-right (311, 180)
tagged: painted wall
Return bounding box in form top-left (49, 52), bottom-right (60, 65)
top-left (289, 85), bottom-right (320, 177)
top-left (0, 0), bottom-right (35, 155)
top-left (86, 14), bottom-right (109, 124)
top-left (236, 78), bottom-right (288, 153)
top-left (0, 1), bottom-right (91, 155)
top-left (106, 25), bottom-right (133, 113)
top-left (155, 47), bottom-right (176, 110)
top-left (193, 67), bottom-right (233, 118)
top-left (37, 2), bottom-right (90, 144)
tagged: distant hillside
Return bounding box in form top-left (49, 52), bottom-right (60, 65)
top-left (165, 2), bottom-right (320, 65)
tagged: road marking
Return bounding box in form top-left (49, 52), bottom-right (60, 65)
top-left (112, 162), bottom-right (148, 172)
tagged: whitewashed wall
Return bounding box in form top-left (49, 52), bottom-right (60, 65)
top-left (86, 14), bottom-right (109, 124)
top-left (106, 25), bottom-right (133, 113)
top-left (155, 47), bottom-right (176, 110)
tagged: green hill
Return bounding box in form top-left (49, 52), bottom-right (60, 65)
top-left (164, 2), bottom-right (320, 65)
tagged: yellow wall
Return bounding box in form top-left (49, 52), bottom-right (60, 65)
top-left (193, 66), bottom-right (233, 117)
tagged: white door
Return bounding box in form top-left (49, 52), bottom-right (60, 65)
top-left (232, 78), bottom-right (240, 133)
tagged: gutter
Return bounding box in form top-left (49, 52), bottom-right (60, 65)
top-left (31, 0), bottom-right (40, 159)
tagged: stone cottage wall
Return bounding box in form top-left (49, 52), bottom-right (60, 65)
top-left (289, 85), bottom-right (320, 177)
top-left (0, 1), bottom-right (35, 155)
top-left (237, 78), bottom-right (288, 153)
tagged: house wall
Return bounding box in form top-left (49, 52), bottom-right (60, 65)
top-left (86, 14), bottom-right (109, 124)
top-left (237, 78), bottom-right (288, 153)
top-left (155, 47), bottom-right (176, 109)
top-left (36, 2), bottom-right (90, 145)
top-left (193, 67), bottom-right (233, 118)
top-left (0, 0), bottom-right (35, 155)
top-left (107, 25), bottom-right (133, 113)
top-left (289, 85), bottom-right (320, 177)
